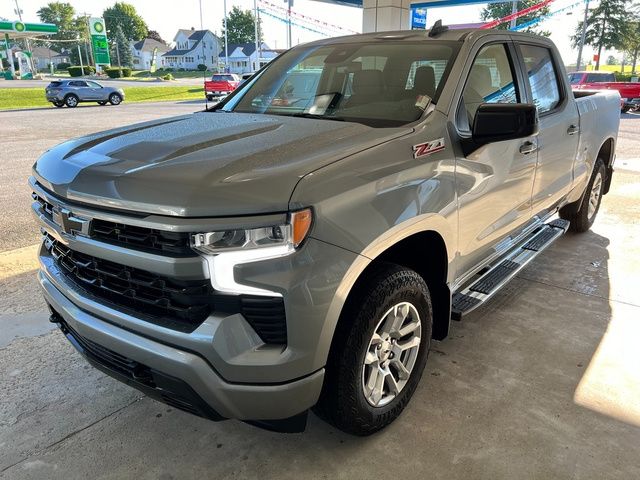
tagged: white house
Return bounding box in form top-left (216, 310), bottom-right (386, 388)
top-left (220, 42), bottom-right (278, 74)
top-left (19, 46), bottom-right (69, 71)
top-left (130, 38), bottom-right (170, 70)
top-left (162, 29), bottom-right (221, 70)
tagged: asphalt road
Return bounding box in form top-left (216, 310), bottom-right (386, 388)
top-left (1, 105), bottom-right (639, 479)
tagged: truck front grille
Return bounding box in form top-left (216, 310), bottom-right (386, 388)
top-left (45, 234), bottom-right (213, 331)
top-left (33, 193), bottom-right (193, 256)
top-left (44, 234), bottom-right (288, 343)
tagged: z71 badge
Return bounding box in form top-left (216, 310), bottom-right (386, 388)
top-left (413, 138), bottom-right (445, 159)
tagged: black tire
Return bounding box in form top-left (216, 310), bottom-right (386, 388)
top-left (53, 101), bottom-right (64, 108)
top-left (64, 94), bottom-right (79, 108)
top-left (314, 263), bottom-right (432, 436)
top-left (97, 101), bottom-right (107, 106)
top-left (109, 93), bottom-right (122, 105)
top-left (560, 158), bottom-right (606, 233)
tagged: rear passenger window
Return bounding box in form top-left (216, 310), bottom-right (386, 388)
top-left (520, 45), bottom-right (561, 114)
top-left (460, 43), bottom-right (519, 129)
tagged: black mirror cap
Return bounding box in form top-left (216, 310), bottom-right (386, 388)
top-left (472, 103), bottom-right (539, 146)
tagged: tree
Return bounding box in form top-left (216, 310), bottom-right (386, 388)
top-left (37, 2), bottom-right (80, 41)
top-left (622, 20), bottom-right (640, 73)
top-left (221, 6), bottom-right (262, 47)
top-left (110, 25), bottom-right (133, 67)
top-left (571, 0), bottom-right (630, 70)
top-left (481, 1), bottom-right (550, 37)
top-left (147, 29), bottom-right (167, 45)
top-left (606, 55), bottom-right (618, 65)
top-left (103, 2), bottom-right (148, 41)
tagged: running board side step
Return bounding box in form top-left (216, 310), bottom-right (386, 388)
top-left (451, 219), bottom-right (569, 320)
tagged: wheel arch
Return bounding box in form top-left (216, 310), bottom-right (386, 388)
top-left (316, 226), bottom-right (453, 371)
top-left (598, 137), bottom-right (615, 194)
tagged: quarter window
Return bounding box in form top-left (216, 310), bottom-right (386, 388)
top-left (520, 45), bottom-right (561, 114)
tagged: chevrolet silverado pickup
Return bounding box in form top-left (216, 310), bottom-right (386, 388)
top-left (569, 70), bottom-right (640, 112)
top-left (32, 26), bottom-right (620, 436)
top-left (204, 73), bottom-right (241, 101)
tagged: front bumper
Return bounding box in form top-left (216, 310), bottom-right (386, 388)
top-left (40, 270), bottom-right (324, 421)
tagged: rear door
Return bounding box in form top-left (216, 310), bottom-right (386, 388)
top-left (454, 41), bottom-right (538, 278)
top-left (515, 42), bottom-right (579, 217)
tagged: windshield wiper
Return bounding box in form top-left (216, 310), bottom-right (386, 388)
top-left (289, 112), bottom-right (345, 121)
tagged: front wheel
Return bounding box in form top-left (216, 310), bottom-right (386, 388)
top-left (109, 93), bottom-right (122, 105)
top-left (560, 158), bottom-right (606, 233)
top-left (314, 264), bottom-right (432, 436)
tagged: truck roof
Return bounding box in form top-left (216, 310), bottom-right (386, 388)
top-left (301, 27), bottom-right (549, 48)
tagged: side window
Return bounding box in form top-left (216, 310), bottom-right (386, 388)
top-left (520, 45), bottom-right (561, 114)
top-left (460, 43), bottom-right (519, 129)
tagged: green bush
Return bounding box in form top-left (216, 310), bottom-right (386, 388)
top-left (614, 72), bottom-right (638, 82)
top-left (105, 67), bottom-right (132, 78)
top-left (67, 65), bottom-right (95, 76)
top-left (161, 73), bottom-right (174, 81)
top-left (56, 62), bottom-right (71, 70)
top-left (178, 67), bottom-right (185, 71)
top-left (197, 64), bottom-right (207, 71)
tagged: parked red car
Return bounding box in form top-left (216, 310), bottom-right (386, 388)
top-left (204, 74), bottom-right (241, 101)
top-left (569, 71), bottom-right (640, 112)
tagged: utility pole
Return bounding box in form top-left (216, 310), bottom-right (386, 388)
top-left (199, 0), bottom-right (204, 30)
top-left (83, 13), bottom-right (94, 66)
top-left (509, 1), bottom-right (518, 29)
top-left (576, 0), bottom-right (589, 71)
top-left (77, 44), bottom-right (84, 73)
top-left (14, 0), bottom-right (35, 74)
top-left (223, 0), bottom-right (229, 72)
top-left (254, 0), bottom-right (259, 71)
top-left (287, 0), bottom-right (293, 49)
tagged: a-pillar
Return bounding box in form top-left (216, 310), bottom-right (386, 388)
top-left (362, 0), bottom-right (412, 33)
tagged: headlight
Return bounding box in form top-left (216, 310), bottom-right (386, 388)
top-left (191, 208), bottom-right (312, 254)
top-left (191, 209), bottom-right (313, 296)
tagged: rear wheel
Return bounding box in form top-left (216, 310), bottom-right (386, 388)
top-left (314, 263), bottom-right (432, 436)
top-left (64, 94), bottom-right (78, 108)
top-left (109, 93), bottom-right (122, 105)
top-left (560, 158), bottom-right (606, 233)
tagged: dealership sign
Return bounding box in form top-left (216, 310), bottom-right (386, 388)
top-left (89, 18), bottom-right (111, 66)
top-left (411, 8), bottom-right (427, 29)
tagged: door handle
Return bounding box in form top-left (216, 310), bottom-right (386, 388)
top-left (567, 124), bottom-right (579, 135)
top-left (519, 141), bottom-right (537, 155)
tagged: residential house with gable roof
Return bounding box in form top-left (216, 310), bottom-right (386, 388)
top-left (162, 28), bottom-right (221, 70)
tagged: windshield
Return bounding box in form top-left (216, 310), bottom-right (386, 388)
top-left (568, 73), bottom-right (583, 85)
top-left (212, 74), bottom-right (236, 82)
top-left (219, 41), bottom-right (459, 127)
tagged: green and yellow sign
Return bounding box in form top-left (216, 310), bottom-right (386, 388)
top-left (89, 17), bottom-right (110, 65)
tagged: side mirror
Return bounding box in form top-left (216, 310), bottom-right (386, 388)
top-left (472, 103), bottom-right (538, 145)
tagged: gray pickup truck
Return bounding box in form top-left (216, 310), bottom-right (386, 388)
top-left (31, 26), bottom-right (620, 436)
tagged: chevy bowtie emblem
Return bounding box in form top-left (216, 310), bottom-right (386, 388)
top-left (413, 138), bottom-right (445, 159)
top-left (51, 206), bottom-right (91, 237)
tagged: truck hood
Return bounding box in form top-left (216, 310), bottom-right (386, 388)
top-left (33, 111), bottom-right (408, 217)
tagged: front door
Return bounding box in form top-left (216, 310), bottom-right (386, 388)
top-left (454, 41), bottom-right (538, 280)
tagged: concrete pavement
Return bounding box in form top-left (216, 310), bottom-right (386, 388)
top-left (1, 106), bottom-right (639, 479)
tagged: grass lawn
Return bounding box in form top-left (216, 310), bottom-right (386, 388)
top-left (0, 86), bottom-right (204, 110)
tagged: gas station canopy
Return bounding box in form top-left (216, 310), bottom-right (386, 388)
top-left (0, 20), bottom-right (58, 38)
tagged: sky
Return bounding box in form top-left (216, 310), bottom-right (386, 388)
top-left (1, 0), bottom-right (613, 67)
